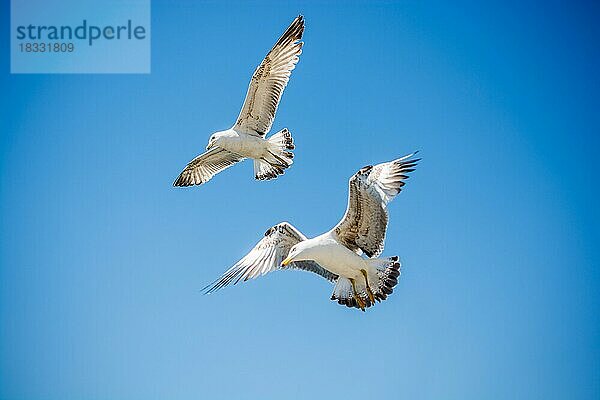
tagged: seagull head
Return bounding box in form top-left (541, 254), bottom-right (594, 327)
top-left (206, 134), bottom-right (218, 150)
top-left (281, 242), bottom-right (310, 267)
top-left (206, 130), bottom-right (234, 150)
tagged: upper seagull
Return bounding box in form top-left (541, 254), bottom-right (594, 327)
top-left (203, 152), bottom-right (420, 311)
top-left (173, 16), bottom-right (304, 187)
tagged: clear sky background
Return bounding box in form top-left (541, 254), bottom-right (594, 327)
top-left (1, 1), bottom-right (599, 399)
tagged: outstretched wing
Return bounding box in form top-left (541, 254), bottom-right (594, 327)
top-left (204, 222), bottom-right (337, 294)
top-left (331, 152), bottom-right (420, 258)
top-left (173, 147), bottom-right (245, 187)
top-left (234, 16), bottom-right (304, 136)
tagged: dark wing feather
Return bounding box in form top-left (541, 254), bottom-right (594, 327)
top-left (203, 222), bottom-right (337, 294)
top-left (234, 16), bottom-right (304, 136)
top-left (331, 152), bottom-right (420, 258)
top-left (173, 147), bottom-right (244, 187)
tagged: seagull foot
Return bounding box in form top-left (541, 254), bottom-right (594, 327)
top-left (349, 278), bottom-right (366, 311)
top-left (361, 269), bottom-right (375, 304)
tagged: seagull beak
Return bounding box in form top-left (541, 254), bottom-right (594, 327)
top-left (281, 257), bottom-right (292, 267)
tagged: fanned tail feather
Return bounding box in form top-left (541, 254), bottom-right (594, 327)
top-left (368, 256), bottom-right (401, 302)
top-left (254, 128), bottom-right (295, 180)
top-left (330, 256), bottom-right (401, 311)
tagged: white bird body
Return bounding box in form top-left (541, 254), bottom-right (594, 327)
top-left (174, 16), bottom-right (304, 187)
top-left (294, 233), bottom-right (369, 280)
top-left (211, 129), bottom-right (269, 160)
top-left (204, 153), bottom-right (420, 311)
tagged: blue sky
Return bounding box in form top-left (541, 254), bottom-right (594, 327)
top-left (1, 1), bottom-right (599, 399)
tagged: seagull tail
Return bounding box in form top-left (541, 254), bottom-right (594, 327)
top-left (254, 128), bottom-right (295, 180)
top-left (330, 256), bottom-right (401, 311)
top-left (367, 256), bottom-right (402, 303)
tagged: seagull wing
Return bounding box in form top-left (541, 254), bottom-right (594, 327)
top-left (331, 152), bottom-right (420, 258)
top-left (173, 147), bottom-right (245, 187)
top-left (204, 222), bottom-right (337, 294)
top-left (234, 16), bottom-right (304, 136)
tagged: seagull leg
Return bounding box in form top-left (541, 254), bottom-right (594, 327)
top-left (361, 269), bottom-right (375, 304)
top-left (349, 278), bottom-right (366, 311)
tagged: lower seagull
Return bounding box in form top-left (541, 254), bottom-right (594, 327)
top-left (203, 152), bottom-right (420, 311)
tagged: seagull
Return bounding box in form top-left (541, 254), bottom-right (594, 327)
top-left (203, 152), bottom-right (420, 311)
top-left (173, 16), bottom-right (304, 187)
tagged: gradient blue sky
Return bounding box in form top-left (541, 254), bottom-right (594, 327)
top-left (1, 1), bottom-right (599, 399)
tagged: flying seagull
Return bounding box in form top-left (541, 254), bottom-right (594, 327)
top-left (203, 152), bottom-right (420, 311)
top-left (173, 16), bottom-right (304, 187)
